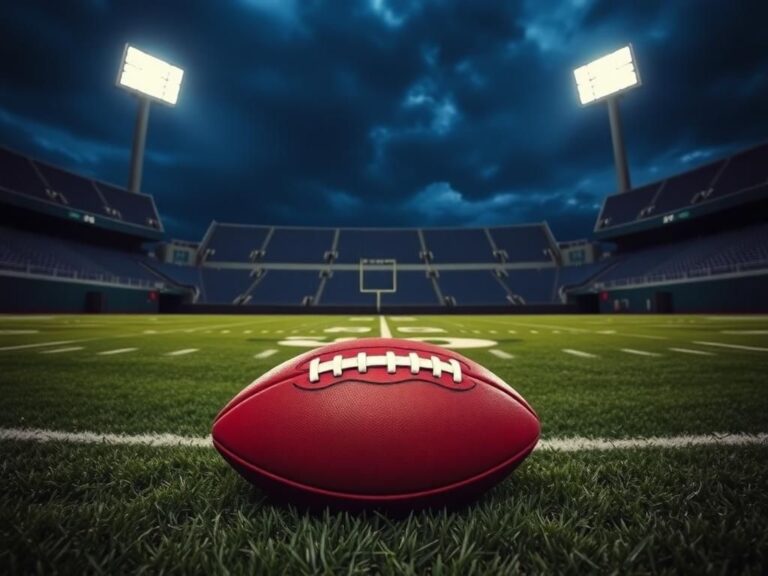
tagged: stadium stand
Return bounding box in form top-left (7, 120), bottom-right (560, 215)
top-left (261, 228), bottom-right (335, 263)
top-left (379, 272), bottom-right (440, 306)
top-left (335, 229), bottom-right (422, 263)
top-left (319, 271), bottom-right (374, 306)
top-left (488, 224), bottom-right (557, 263)
top-left (0, 225), bottom-right (162, 288)
top-left (199, 268), bottom-right (253, 304)
top-left (422, 228), bottom-right (495, 263)
top-left (0, 146), bottom-right (163, 234)
top-left (248, 270), bottom-right (321, 305)
top-left (437, 270), bottom-right (511, 305)
top-left (710, 144), bottom-right (768, 199)
top-left (591, 223), bottom-right (768, 288)
top-left (201, 223), bottom-right (271, 263)
top-left (504, 269), bottom-right (558, 304)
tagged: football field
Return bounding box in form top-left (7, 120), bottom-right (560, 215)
top-left (1, 314), bottom-right (767, 574)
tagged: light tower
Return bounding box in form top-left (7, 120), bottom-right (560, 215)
top-left (117, 45), bottom-right (184, 194)
top-left (573, 45), bottom-right (641, 193)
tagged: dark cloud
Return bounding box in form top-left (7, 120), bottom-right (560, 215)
top-left (0, 0), bottom-right (766, 241)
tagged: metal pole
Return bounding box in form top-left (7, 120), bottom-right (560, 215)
top-left (128, 96), bottom-right (151, 194)
top-left (607, 96), bottom-right (631, 193)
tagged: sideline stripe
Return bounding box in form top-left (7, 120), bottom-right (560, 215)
top-left (621, 348), bottom-right (661, 357)
top-left (720, 330), bottom-right (768, 335)
top-left (562, 349), bottom-right (597, 358)
top-left (539, 433), bottom-right (768, 452)
top-left (97, 348), bottom-right (137, 356)
top-left (40, 347), bottom-right (84, 354)
top-left (379, 316), bottom-right (392, 338)
top-left (0, 340), bottom-right (79, 352)
top-left (1, 428), bottom-right (765, 453)
top-left (254, 349), bottom-right (277, 359)
top-left (489, 349), bottom-right (514, 359)
top-left (0, 329), bottom-right (39, 335)
top-left (165, 349), bottom-right (199, 357)
top-left (694, 341), bottom-right (768, 353)
top-left (669, 347), bottom-right (715, 356)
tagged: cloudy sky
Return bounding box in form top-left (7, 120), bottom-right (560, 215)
top-left (1, 1), bottom-right (767, 240)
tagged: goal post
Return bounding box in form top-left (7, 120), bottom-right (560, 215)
top-left (359, 258), bottom-right (397, 313)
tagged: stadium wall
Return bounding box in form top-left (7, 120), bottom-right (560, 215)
top-left (0, 275), bottom-right (161, 313)
top-left (177, 303), bottom-right (579, 315)
top-left (595, 273), bottom-right (768, 313)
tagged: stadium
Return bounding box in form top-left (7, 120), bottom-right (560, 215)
top-left (1, 2), bottom-right (767, 574)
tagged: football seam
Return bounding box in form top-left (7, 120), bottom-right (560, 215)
top-left (212, 433), bottom-right (540, 502)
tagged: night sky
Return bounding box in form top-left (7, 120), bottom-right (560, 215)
top-left (1, 1), bottom-right (767, 241)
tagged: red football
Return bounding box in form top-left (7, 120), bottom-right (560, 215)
top-left (212, 338), bottom-right (540, 508)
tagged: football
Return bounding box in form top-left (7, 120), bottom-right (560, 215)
top-left (212, 338), bottom-right (540, 508)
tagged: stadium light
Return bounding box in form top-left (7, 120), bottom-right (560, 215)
top-left (573, 45), bottom-right (640, 193)
top-left (117, 44), bottom-right (184, 194)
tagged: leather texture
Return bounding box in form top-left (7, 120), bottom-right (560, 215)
top-left (212, 338), bottom-right (540, 507)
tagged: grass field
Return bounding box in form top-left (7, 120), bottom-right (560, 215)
top-left (1, 313), bottom-right (767, 574)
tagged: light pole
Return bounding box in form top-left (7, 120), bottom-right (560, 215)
top-left (574, 45), bottom-right (640, 193)
top-left (117, 45), bottom-right (184, 194)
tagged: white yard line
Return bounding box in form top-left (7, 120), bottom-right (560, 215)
top-left (562, 349), bottom-right (597, 358)
top-left (97, 348), bottom-right (138, 356)
top-left (1, 427), bottom-right (765, 453)
top-left (539, 433), bottom-right (768, 452)
top-left (720, 330), bottom-right (768, 335)
top-left (0, 340), bottom-right (81, 352)
top-left (694, 341), bottom-right (768, 353)
top-left (165, 349), bottom-right (199, 357)
top-left (40, 346), bottom-right (84, 354)
top-left (489, 349), bottom-right (514, 359)
top-left (620, 348), bottom-right (661, 357)
top-left (669, 347), bottom-right (715, 356)
top-left (254, 349), bottom-right (278, 359)
top-left (0, 330), bottom-right (39, 335)
top-left (379, 316), bottom-right (392, 338)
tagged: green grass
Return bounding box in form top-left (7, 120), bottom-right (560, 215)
top-left (1, 313), bottom-right (767, 574)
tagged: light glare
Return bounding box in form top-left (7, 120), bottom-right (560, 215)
top-left (573, 45), bottom-right (639, 105)
top-left (118, 45), bottom-right (184, 105)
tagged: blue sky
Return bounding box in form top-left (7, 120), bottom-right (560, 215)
top-left (1, 0), bottom-right (767, 240)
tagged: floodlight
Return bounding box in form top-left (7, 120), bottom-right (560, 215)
top-left (117, 45), bottom-right (184, 106)
top-left (573, 45), bottom-right (640, 106)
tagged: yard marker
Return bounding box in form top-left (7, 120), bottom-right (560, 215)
top-left (552, 330), bottom-right (560, 334)
top-left (143, 330), bottom-right (158, 334)
top-left (530, 330), bottom-right (539, 334)
top-left (489, 349), bottom-right (514, 360)
top-left (276, 330), bottom-right (284, 334)
top-left (379, 316), bottom-right (392, 338)
top-left (472, 330), bottom-right (480, 334)
top-left (349, 317), bottom-right (375, 321)
top-left (254, 349), bottom-right (278, 359)
top-left (243, 330), bottom-right (252, 334)
top-left (40, 347), bottom-right (84, 354)
top-left (2, 428), bottom-right (765, 453)
top-left (621, 348), bottom-right (661, 357)
top-left (97, 348), bottom-right (138, 356)
top-left (166, 349), bottom-right (199, 356)
top-left (669, 348), bottom-right (715, 356)
top-left (694, 341), bottom-right (768, 353)
top-left (489, 329), bottom-right (498, 334)
top-left (597, 330), bottom-right (616, 334)
top-left (221, 330), bottom-right (230, 334)
top-left (562, 349), bottom-right (597, 358)
top-left (0, 340), bottom-right (80, 352)
top-left (508, 330), bottom-right (516, 334)
top-left (261, 330), bottom-right (269, 333)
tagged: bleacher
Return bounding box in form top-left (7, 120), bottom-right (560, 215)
top-left (335, 229), bottom-right (422, 263)
top-left (504, 269), bottom-right (558, 304)
top-left (422, 228), bottom-right (494, 263)
top-left (596, 142), bottom-right (768, 233)
top-left (199, 268), bottom-right (253, 304)
top-left (201, 223), bottom-right (271, 263)
top-left (590, 222), bottom-right (768, 289)
top-left (0, 147), bottom-right (162, 233)
top-left (437, 270), bottom-right (511, 306)
top-left (248, 270), bottom-right (320, 305)
top-left (488, 224), bottom-right (556, 263)
top-left (0, 226), bottom-right (162, 288)
top-left (261, 228), bottom-right (335, 263)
